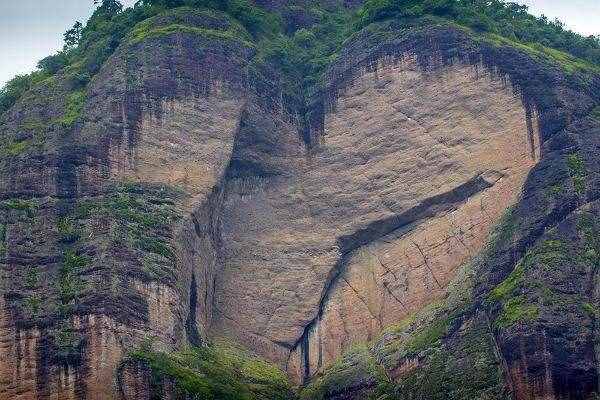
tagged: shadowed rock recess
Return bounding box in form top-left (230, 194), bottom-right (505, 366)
top-left (1, 1), bottom-right (600, 399)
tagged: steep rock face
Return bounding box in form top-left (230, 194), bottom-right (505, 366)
top-left (212, 55), bottom-right (541, 382)
top-left (0, 5), bottom-right (599, 400)
top-left (298, 22), bottom-right (600, 400)
top-left (0, 8), bottom-right (263, 399)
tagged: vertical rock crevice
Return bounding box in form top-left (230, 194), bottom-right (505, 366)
top-left (185, 274), bottom-right (202, 347)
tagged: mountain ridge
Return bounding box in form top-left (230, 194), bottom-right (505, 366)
top-left (0, 1), bottom-right (599, 399)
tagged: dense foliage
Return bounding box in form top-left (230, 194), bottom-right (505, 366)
top-left (136, 0), bottom-right (282, 36)
top-left (0, 0), bottom-right (276, 115)
top-left (130, 341), bottom-right (294, 400)
top-left (1, 0), bottom-right (599, 116)
top-left (254, 5), bottom-right (352, 100)
top-left (356, 0), bottom-right (600, 65)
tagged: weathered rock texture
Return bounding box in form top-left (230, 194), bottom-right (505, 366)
top-left (213, 56), bottom-right (541, 382)
top-left (0, 8), bottom-right (258, 399)
top-left (295, 20), bottom-right (600, 400)
top-left (0, 4), bottom-right (599, 400)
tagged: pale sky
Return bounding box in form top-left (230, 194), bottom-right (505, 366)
top-left (0, 0), bottom-right (599, 88)
top-left (0, 0), bottom-right (136, 87)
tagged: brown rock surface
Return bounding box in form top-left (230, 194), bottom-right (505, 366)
top-left (1, 4), bottom-right (599, 399)
top-left (212, 56), bottom-right (540, 381)
top-left (0, 8), bottom-right (254, 398)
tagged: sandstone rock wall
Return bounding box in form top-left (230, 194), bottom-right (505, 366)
top-left (1, 5), bottom-right (599, 400)
top-left (292, 22), bottom-right (600, 400)
top-left (212, 55), bottom-right (541, 382)
top-left (0, 9), bottom-right (257, 399)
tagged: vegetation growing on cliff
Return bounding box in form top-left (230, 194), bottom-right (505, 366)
top-left (567, 153), bottom-right (587, 196)
top-left (129, 340), bottom-right (295, 400)
top-left (391, 316), bottom-right (508, 400)
top-left (300, 267), bottom-right (507, 399)
top-left (56, 90), bottom-right (87, 129)
top-left (356, 0), bottom-right (600, 65)
top-left (128, 16), bottom-right (254, 46)
top-left (0, 71), bottom-right (51, 116)
top-left (136, 0), bottom-right (282, 36)
top-left (300, 344), bottom-right (393, 400)
top-left (2, 0), bottom-right (599, 117)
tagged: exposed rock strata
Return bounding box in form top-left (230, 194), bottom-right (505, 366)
top-left (0, 9), bottom-right (256, 399)
top-left (212, 56), bottom-right (541, 382)
top-left (0, 5), bottom-right (599, 400)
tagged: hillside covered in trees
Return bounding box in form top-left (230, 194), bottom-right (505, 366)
top-left (1, 0), bottom-right (599, 116)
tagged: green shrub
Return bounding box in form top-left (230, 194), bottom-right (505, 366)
top-left (139, 0), bottom-right (281, 36)
top-left (487, 240), bottom-right (569, 328)
top-left (58, 217), bottom-right (81, 243)
top-left (546, 184), bottom-right (563, 198)
top-left (0, 71), bottom-right (50, 115)
top-left (300, 344), bottom-right (392, 400)
top-left (53, 323), bottom-right (84, 364)
top-left (37, 51), bottom-right (70, 74)
top-left (566, 153), bottom-right (587, 196)
top-left (139, 237), bottom-right (175, 259)
top-left (482, 33), bottom-right (600, 74)
top-left (2, 0), bottom-right (599, 118)
top-left (57, 250), bottom-right (88, 305)
top-left (487, 263), bottom-right (524, 303)
top-left (20, 120), bottom-right (47, 147)
top-left (56, 90), bottom-right (86, 129)
top-left (130, 341), bottom-right (294, 400)
top-left (582, 303), bottom-right (600, 318)
top-left (127, 7), bottom-right (255, 46)
top-left (24, 266), bottom-right (40, 289)
top-left (25, 295), bottom-right (42, 316)
top-left (494, 296), bottom-right (539, 328)
top-left (2, 198), bottom-right (37, 218)
top-left (2, 139), bottom-right (31, 157)
top-left (354, 0), bottom-right (600, 69)
top-left (403, 316), bottom-right (450, 355)
top-left (395, 317), bottom-right (508, 399)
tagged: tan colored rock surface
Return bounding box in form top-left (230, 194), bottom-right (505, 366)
top-left (10, 3), bottom-right (599, 395)
top-left (107, 94), bottom-right (242, 209)
top-left (212, 56), bottom-right (540, 381)
top-left (0, 71), bottom-right (246, 400)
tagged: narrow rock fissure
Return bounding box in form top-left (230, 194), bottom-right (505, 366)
top-left (524, 101), bottom-right (538, 161)
top-left (341, 276), bottom-right (378, 321)
top-left (185, 274), bottom-right (202, 347)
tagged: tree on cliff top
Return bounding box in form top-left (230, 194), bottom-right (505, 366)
top-left (355, 0), bottom-right (600, 65)
top-left (1, 0), bottom-right (599, 117)
top-left (93, 0), bottom-right (124, 16)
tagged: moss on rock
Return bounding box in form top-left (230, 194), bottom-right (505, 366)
top-left (394, 316), bottom-right (509, 400)
top-left (129, 340), bottom-right (295, 400)
top-left (300, 344), bottom-right (393, 400)
top-left (566, 153), bottom-right (587, 196)
top-left (127, 7), bottom-right (255, 47)
top-left (56, 90), bottom-right (86, 129)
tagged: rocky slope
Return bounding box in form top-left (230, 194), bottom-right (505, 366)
top-left (0, 1), bottom-right (599, 399)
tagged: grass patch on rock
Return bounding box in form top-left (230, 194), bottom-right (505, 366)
top-left (566, 153), bottom-right (587, 196)
top-left (300, 344), bottom-right (393, 400)
top-left (56, 90), bottom-right (86, 129)
top-left (130, 340), bottom-right (294, 400)
top-left (128, 7), bottom-right (255, 47)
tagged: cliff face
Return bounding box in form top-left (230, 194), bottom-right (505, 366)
top-left (216, 54), bottom-right (541, 382)
top-left (0, 3), bottom-right (599, 400)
